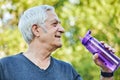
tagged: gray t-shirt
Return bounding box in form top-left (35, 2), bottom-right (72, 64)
top-left (0, 53), bottom-right (82, 80)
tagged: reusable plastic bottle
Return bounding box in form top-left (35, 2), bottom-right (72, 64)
top-left (80, 30), bottom-right (120, 72)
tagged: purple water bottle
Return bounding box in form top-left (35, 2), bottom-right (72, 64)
top-left (80, 30), bottom-right (120, 72)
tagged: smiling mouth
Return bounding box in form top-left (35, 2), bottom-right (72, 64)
top-left (55, 35), bottom-right (61, 38)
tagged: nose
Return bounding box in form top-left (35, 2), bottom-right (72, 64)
top-left (58, 26), bottom-right (65, 33)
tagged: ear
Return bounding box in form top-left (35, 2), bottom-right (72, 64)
top-left (32, 24), bottom-right (40, 37)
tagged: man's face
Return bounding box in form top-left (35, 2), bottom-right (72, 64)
top-left (39, 10), bottom-right (65, 48)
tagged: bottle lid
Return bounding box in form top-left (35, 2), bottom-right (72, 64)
top-left (81, 30), bottom-right (92, 45)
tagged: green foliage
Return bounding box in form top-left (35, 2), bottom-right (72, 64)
top-left (0, 0), bottom-right (120, 80)
top-left (0, 27), bottom-right (27, 55)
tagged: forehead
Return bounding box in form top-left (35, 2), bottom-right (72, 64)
top-left (46, 10), bottom-right (60, 22)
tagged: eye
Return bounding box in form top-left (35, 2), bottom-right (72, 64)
top-left (52, 22), bottom-right (58, 27)
top-left (53, 22), bottom-right (57, 24)
top-left (51, 20), bottom-right (61, 27)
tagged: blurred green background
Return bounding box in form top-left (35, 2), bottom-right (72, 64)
top-left (0, 0), bottom-right (120, 80)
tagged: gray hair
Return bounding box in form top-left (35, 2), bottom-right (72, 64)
top-left (18, 5), bottom-right (54, 44)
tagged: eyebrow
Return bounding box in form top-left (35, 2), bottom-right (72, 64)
top-left (50, 19), bottom-right (61, 23)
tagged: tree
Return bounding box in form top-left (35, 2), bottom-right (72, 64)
top-left (0, 0), bottom-right (120, 79)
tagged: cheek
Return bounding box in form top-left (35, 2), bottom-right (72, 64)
top-left (40, 29), bottom-right (57, 42)
top-left (44, 34), bottom-right (55, 42)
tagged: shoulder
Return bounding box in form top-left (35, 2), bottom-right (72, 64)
top-left (0, 53), bottom-right (22, 66)
top-left (52, 57), bottom-right (82, 80)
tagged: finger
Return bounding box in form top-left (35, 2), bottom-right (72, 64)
top-left (100, 41), bottom-right (105, 45)
top-left (104, 43), bottom-right (109, 49)
top-left (93, 53), bottom-right (98, 60)
top-left (108, 46), bottom-right (112, 51)
top-left (93, 54), bottom-right (100, 66)
top-left (111, 48), bottom-right (115, 53)
top-left (104, 44), bottom-right (115, 53)
top-left (93, 54), bottom-right (106, 68)
top-left (103, 43), bottom-right (114, 52)
top-left (110, 48), bottom-right (116, 53)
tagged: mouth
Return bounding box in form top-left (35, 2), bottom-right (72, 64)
top-left (55, 35), bottom-right (61, 38)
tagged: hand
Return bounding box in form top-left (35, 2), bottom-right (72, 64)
top-left (93, 41), bottom-right (115, 72)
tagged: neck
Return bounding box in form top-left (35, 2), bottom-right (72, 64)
top-left (23, 42), bottom-right (54, 70)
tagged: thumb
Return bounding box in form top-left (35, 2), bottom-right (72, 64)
top-left (93, 53), bottom-right (101, 66)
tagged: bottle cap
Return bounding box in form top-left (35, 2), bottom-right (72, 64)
top-left (81, 30), bottom-right (92, 45)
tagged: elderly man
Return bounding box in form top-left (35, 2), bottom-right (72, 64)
top-left (0, 5), bottom-right (114, 80)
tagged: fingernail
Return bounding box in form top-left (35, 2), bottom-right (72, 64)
top-left (108, 46), bottom-right (112, 51)
top-left (112, 48), bottom-right (115, 53)
top-left (104, 44), bottom-right (108, 48)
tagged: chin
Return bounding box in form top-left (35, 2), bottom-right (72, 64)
top-left (55, 43), bottom-right (62, 48)
top-left (58, 44), bottom-right (62, 48)
top-left (57, 44), bottom-right (62, 48)
top-left (52, 41), bottom-right (63, 48)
